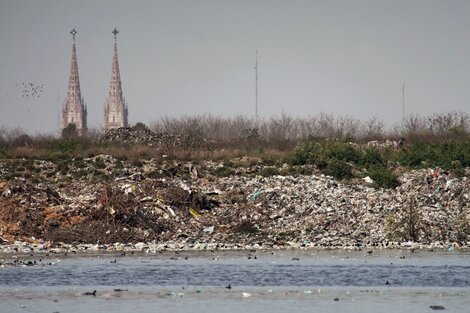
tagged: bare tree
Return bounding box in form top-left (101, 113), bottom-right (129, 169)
top-left (401, 113), bottom-right (427, 133)
top-left (316, 112), bottom-right (336, 138)
top-left (360, 116), bottom-right (384, 140)
top-left (427, 112), bottom-right (470, 135)
top-left (335, 115), bottom-right (361, 139)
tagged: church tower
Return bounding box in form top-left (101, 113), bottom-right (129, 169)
top-left (61, 29), bottom-right (87, 136)
top-left (104, 28), bottom-right (128, 130)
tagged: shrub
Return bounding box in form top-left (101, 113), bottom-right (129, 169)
top-left (210, 166), bottom-right (234, 177)
top-left (287, 141), bottom-right (323, 165)
top-left (455, 213), bottom-right (470, 243)
top-left (262, 155), bottom-right (281, 166)
top-left (384, 203), bottom-right (423, 242)
top-left (279, 166), bottom-right (313, 176)
top-left (56, 161), bottom-right (69, 174)
top-left (397, 143), bottom-right (429, 167)
top-left (0, 147), bottom-right (11, 158)
top-left (131, 122), bottom-right (148, 131)
top-left (294, 166), bottom-right (313, 175)
top-left (13, 134), bottom-right (33, 146)
top-left (54, 140), bottom-right (78, 154)
top-left (324, 159), bottom-right (353, 180)
top-left (397, 140), bottom-right (470, 170)
top-left (259, 167), bottom-right (281, 177)
top-left (288, 141), bottom-right (363, 166)
top-left (450, 160), bottom-right (465, 177)
top-left (360, 148), bottom-right (385, 168)
top-left (368, 166), bottom-right (400, 189)
top-left (94, 158), bottom-right (106, 169)
top-left (325, 143), bottom-right (362, 163)
top-left (62, 124), bottom-right (78, 139)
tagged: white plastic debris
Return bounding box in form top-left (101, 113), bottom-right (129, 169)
top-left (203, 226), bottom-right (214, 234)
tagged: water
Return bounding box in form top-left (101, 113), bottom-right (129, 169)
top-left (1, 250), bottom-right (469, 312)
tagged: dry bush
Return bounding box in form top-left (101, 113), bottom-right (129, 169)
top-left (151, 114), bottom-right (259, 142)
top-left (49, 185), bottom-right (170, 244)
top-left (427, 112), bottom-right (469, 136)
top-left (84, 127), bottom-right (104, 141)
top-left (2, 111), bottom-right (469, 161)
top-left (360, 116), bottom-right (385, 141)
top-left (334, 115), bottom-right (361, 139)
top-left (397, 113), bottom-right (429, 142)
top-left (151, 113), bottom-right (366, 152)
top-left (397, 112), bottom-right (470, 142)
top-left (262, 113), bottom-right (298, 146)
top-left (402, 113), bottom-right (428, 133)
top-left (316, 113), bottom-right (336, 138)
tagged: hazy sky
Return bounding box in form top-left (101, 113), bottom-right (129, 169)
top-left (1, 0), bottom-right (470, 134)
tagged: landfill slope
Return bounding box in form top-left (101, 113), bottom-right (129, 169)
top-left (0, 155), bottom-right (469, 253)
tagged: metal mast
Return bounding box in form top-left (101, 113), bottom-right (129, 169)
top-left (402, 83), bottom-right (405, 120)
top-left (255, 50), bottom-right (259, 122)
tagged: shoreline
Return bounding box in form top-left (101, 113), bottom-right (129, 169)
top-left (1, 242), bottom-right (468, 269)
top-left (1, 239), bottom-right (468, 256)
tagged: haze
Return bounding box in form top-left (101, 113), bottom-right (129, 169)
top-left (1, 0), bottom-right (470, 134)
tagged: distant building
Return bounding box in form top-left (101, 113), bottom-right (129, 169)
top-left (61, 29), bottom-right (87, 136)
top-left (104, 28), bottom-right (128, 130)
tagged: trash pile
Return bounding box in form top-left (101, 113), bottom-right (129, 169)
top-left (0, 156), bottom-right (469, 252)
top-left (102, 127), bottom-right (181, 147)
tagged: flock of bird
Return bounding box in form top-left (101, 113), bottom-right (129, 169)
top-left (17, 82), bottom-right (44, 99)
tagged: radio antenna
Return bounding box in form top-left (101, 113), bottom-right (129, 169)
top-left (402, 83), bottom-right (405, 120)
top-left (255, 50), bottom-right (259, 122)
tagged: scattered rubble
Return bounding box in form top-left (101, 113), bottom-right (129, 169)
top-left (0, 156), bottom-right (469, 253)
top-left (102, 127), bottom-right (181, 147)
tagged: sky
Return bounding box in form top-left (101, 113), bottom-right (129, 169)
top-left (1, 0), bottom-right (470, 134)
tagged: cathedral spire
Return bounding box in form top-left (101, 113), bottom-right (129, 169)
top-left (61, 28), bottom-right (87, 136)
top-left (104, 28), bottom-right (128, 130)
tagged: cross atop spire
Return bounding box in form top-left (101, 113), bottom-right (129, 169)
top-left (70, 28), bottom-right (77, 43)
top-left (112, 28), bottom-right (119, 42)
top-left (104, 27), bottom-right (128, 130)
top-left (62, 29), bottom-right (87, 136)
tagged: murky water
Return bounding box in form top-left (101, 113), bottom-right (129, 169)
top-left (1, 250), bottom-right (469, 312)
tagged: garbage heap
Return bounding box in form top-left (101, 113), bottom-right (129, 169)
top-left (0, 156), bottom-right (469, 250)
top-left (102, 127), bottom-right (181, 147)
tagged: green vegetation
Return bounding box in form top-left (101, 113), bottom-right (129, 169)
top-left (288, 141), bottom-right (376, 182)
top-left (323, 159), bottom-right (353, 180)
top-left (287, 139), bottom-right (470, 187)
top-left (397, 141), bottom-right (470, 170)
top-left (210, 166), bottom-right (235, 177)
top-left (368, 166), bottom-right (400, 189)
top-left (1, 134), bottom-right (468, 187)
top-left (94, 158), bottom-right (106, 169)
top-left (258, 167), bottom-right (281, 177)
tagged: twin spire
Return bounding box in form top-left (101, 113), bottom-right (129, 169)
top-left (62, 28), bottom-right (128, 136)
top-left (104, 28), bottom-right (128, 130)
top-left (61, 29), bottom-right (87, 136)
